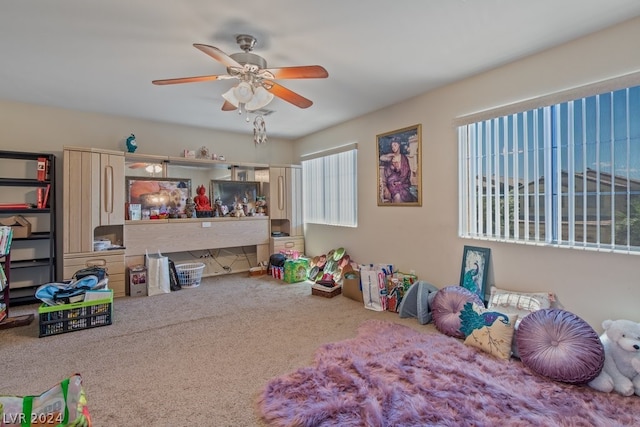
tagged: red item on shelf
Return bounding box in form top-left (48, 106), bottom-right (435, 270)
top-left (37, 157), bottom-right (47, 181)
top-left (35, 185), bottom-right (51, 208)
top-left (0, 203), bottom-right (31, 209)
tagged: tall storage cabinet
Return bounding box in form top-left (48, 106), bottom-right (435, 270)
top-left (63, 147), bottom-right (126, 297)
top-left (0, 151), bottom-right (56, 304)
top-left (268, 166), bottom-right (304, 255)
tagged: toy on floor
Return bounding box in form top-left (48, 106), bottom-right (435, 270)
top-left (588, 319), bottom-right (640, 396)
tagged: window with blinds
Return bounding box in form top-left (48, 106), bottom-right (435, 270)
top-left (458, 84), bottom-right (640, 253)
top-left (302, 147), bottom-right (357, 227)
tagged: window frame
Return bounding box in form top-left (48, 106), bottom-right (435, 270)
top-left (457, 75), bottom-right (640, 254)
top-left (301, 145), bottom-right (358, 227)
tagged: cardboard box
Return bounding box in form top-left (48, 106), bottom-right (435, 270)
top-left (0, 215), bottom-right (31, 238)
top-left (128, 265), bottom-right (147, 297)
top-left (342, 271), bottom-right (363, 302)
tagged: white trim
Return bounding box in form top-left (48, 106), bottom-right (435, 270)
top-left (300, 142), bottom-right (358, 161)
top-left (453, 70), bottom-right (640, 127)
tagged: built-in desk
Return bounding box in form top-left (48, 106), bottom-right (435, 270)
top-left (124, 217), bottom-right (270, 282)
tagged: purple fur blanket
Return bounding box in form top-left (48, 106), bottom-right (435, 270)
top-left (258, 319), bottom-right (640, 426)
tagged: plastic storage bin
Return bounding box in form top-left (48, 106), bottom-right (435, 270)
top-left (38, 290), bottom-right (113, 337)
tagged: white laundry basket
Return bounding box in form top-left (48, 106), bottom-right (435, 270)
top-left (175, 262), bottom-right (205, 288)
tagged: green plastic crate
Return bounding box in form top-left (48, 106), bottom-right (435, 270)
top-left (38, 290), bottom-right (113, 337)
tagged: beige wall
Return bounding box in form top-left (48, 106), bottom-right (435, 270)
top-left (296, 17), bottom-right (640, 331)
top-left (0, 99), bottom-right (296, 289)
top-left (0, 100), bottom-right (295, 164)
top-left (2, 18), bottom-right (639, 331)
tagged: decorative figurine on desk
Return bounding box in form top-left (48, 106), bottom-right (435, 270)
top-left (242, 196), bottom-right (249, 216)
top-left (194, 185), bottom-right (211, 210)
top-left (126, 133), bottom-right (137, 153)
top-left (194, 185), bottom-right (213, 217)
top-left (184, 197), bottom-right (197, 219)
top-left (232, 198), bottom-right (246, 218)
top-left (255, 196), bottom-right (267, 216)
top-left (213, 198), bottom-right (224, 217)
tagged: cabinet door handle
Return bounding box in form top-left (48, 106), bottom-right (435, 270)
top-left (278, 175), bottom-right (285, 211)
top-left (104, 165), bottom-right (113, 214)
top-left (284, 241), bottom-right (295, 248)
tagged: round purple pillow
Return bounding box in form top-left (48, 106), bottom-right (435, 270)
top-left (431, 285), bottom-right (483, 338)
top-left (516, 308), bottom-right (604, 384)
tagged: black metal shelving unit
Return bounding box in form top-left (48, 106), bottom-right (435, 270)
top-left (0, 150), bottom-right (56, 310)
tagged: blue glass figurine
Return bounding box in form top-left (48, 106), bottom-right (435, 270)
top-left (126, 134), bottom-right (137, 153)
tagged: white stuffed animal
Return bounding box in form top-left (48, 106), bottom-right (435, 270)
top-left (588, 319), bottom-right (640, 396)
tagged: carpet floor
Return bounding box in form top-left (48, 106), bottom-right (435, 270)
top-left (0, 274), bottom-right (427, 426)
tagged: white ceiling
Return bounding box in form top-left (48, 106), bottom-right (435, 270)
top-left (2, 1), bottom-right (640, 140)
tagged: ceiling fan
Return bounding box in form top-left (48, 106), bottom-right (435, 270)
top-left (152, 34), bottom-right (328, 112)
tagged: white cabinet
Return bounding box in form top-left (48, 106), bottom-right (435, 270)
top-left (97, 153), bottom-right (125, 226)
top-left (63, 147), bottom-right (125, 254)
top-left (268, 165), bottom-right (303, 255)
top-left (270, 235), bottom-right (305, 257)
top-left (269, 167), bottom-right (287, 219)
top-left (63, 147), bottom-right (125, 297)
top-left (269, 166), bottom-right (302, 237)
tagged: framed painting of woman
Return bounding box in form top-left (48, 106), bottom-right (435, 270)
top-left (376, 124), bottom-right (422, 206)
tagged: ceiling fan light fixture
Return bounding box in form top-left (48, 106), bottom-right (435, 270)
top-left (245, 86), bottom-right (274, 111)
top-left (144, 164), bottom-right (163, 174)
top-left (221, 87), bottom-right (239, 106)
top-left (223, 83), bottom-right (274, 112)
top-left (233, 81), bottom-right (254, 104)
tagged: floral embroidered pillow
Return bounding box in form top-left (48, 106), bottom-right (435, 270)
top-left (459, 302), bottom-right (518, 360)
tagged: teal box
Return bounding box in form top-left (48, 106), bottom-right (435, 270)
top-left (284, 258), bottom-right (310, 283)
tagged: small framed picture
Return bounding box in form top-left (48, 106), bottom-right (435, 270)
top-left (459, 245), bottom-right (491, 301)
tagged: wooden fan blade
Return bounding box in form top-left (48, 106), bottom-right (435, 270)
top-left (128, 162), bottom-right (148, 169)
top-left (221, 101), bottom-right (237, 111)
top-left (152, 75), bottom-right (227, 85)
top-left (263, 65), bottom-right (328, 79)
top-left (193, 43), bottom-right (242, 68)
top-left (264, 81), bottom-right (313, 109)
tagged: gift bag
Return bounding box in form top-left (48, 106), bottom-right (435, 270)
top-left (386, 271), bottom-right (418, 313)
top-left (145, 250), bottom-right (171, 296)
top-left (0, 374), bottom-right (91, 427)
top-left (359, 264), bottom-right (393, 311)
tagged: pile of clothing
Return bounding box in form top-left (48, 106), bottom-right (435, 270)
top-left (35, 267), bottom-right (108, 306)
